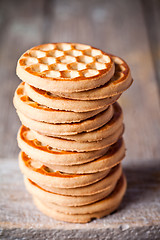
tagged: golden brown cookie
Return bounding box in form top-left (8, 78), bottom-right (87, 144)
top-left (16, 43), bottom-right (115, 92)
top-left (19, 151), bottom-right (110, 188)
top-left (17, 125), bottom-right (109, 166)
top-left (36, 164), bottom-right (123, 196)
top-left (25, 175), bottom-right (116, 207)
top-left (25, 83), bottom-right (120, 112)
top-left (32, 124), bottom-right (124, 152)
top-left (55, 102), bottom-right (123, 142)
top-left (32, 174), bottom-right (126, 223)
top-left (37, 139), bottom-right (125, 174)
top-left (14, 82), bottom-right (109, 123)
top-left (55, 55), bottom-right (132, 100)
top-left (17, 105), bottom-right (114, 136)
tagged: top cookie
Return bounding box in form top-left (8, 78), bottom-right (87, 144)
top-left (16, 43), bottom-right (115, 92)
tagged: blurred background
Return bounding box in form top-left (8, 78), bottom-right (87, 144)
top-left (0, 0), bottom-right (160, 236)
top-left (0, 0), bottom-right (159, 162)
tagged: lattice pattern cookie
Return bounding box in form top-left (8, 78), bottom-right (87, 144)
top-left (54, 55), bottom-right (133, 100)
top-left (17, 43), bottom-right (115, 92)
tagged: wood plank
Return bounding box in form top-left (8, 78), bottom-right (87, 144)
top-left (141, 0), bottom-right (160, 89)
top-left (0, 0), bottom-right (45, 158)
top-left (0, 158), bottom-right (160, 239)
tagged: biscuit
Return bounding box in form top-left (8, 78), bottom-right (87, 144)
top-left (19, 151), bottom-right (110, 188)
top-left (55, 55), bottom-right (132, 100)
top-left (56, 102), bottom-right (123, 142)
top-left (32, 124), bottom-right (124, 152)
top-left (16, 43), bottom-right (115, 92)
top-left (17, 126), bottom-right (109, 166)
top-left (17, 105), bottom-right (114, 136)
top-left (33, 174), bottom-right (126, 223)
top-left (36, 139), bottom-right (125, 174)
top-left (25, 176), bottom-right (117, 207)
top-left (14, 82), bottom-right (109, 123)
top-left (25, 83), bottom-right (120, 112)
top-left (37, 164), bottom-right (122, 196)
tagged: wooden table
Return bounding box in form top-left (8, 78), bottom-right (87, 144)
top-left (0, 0), bottom-right (160, 239)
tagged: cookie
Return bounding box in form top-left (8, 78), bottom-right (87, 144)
top-left (52, 102), bottom-right (123, 142)
top-left (14, 82), bottom-right (109, 123)
top-left (17, 125), bottom-right (109, 166)
top-left (32, 174), bottom-right (126, 223)
top-left (32, 124), bottom-right (124, 152)
top-left (19, 151), bottom-right (110, 188)
top-left (18, 125), bottom-right (125, 173)
top-left (37, 164), bottom-right (122, 196)
top-left (25, 83), bottom-right (120, 112)
top-left (34, 197), bottom-right (118, 223)
top-left (16, 43), bottom-right (115, 92)
top-left (35, 139), bottom-right (125, 174)
top-left (55, 55), bottom-right (132, 100)
top-left (25, 175), bottom-right (117, 207)
top-left (17, 105), bottom-right (114, 136)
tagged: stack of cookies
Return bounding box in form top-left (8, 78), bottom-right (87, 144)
top-left (13, 43), bottom-right (132, 223)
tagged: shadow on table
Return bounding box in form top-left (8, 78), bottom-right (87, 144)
top-left (120, 160), bottom-right (160, 209)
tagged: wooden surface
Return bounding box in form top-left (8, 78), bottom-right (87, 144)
top-left (0, 0), bottom-right (160, 239)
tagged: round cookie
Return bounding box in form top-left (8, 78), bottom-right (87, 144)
top-left (34, 197), bottom-right (117, 223)
top-left (36, 139), bottom-right (125, 174)
top-left (18, 125), bottom-right (125, 173)
top-left (17, 126), bottom-right (109, 166)
top-left (17, 105), bottom-right (114, 136)
top-left (37, 164), bottom-right (122, 196)
top-left (19, 151), bottom-right (110, 188)
top-left (32, 124), bottom-right (124, 152)
top-left (25, 175), bottom-right (117, 207)
top-left (56, 102), bottom-right (123, 142)
top-left (14, 82), bottom-right (109, 123)
top-left (36, 174), bottom-right (126, 213)
top-left (25, 83), bottom-right (120, 112)
top-left (55, 55), bottom-right (133, 100)
top-left (16, 43), bottom-right (115, 92)
top-left (33, 174), bottom-right (126, 223)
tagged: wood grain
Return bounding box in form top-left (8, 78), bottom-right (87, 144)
top-left (0, 0), bottom-right (44, 158)
top-left (141, 0), bottom-right (160, 89)
top-left (0, 0), bottom-right (160, 239)
top-left (1, 158), bottom-right (160, 239)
